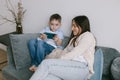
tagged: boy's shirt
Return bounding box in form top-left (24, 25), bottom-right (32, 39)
top-left (37, 27), bottom-right (64, 48)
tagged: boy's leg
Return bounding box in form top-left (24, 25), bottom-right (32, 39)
top-left (30, 59), bottom-right (89, 80)
top-left (44, 42), bottom-right (55, 55)
top-left (36, 40), bottom-right (55, 66)
top-left (27, 39), bottom-right (37, 65)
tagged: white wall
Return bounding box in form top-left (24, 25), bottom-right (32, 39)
top-left (0, 0), bottom-right (120, 52)
top-left (0, 0), bottom-right (16, 35)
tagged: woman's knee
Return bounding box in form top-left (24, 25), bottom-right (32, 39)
top-left (40, 59), bottom-right (55, 66)
top-left (41, 59), bottom-right (61, 66)
top-left (37, 59), bottom-right (49, 67)
top-left (41, 59), bottom-right (51, 64)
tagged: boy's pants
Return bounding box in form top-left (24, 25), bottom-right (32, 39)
top-left (28, 39), bottom-right (55, 66)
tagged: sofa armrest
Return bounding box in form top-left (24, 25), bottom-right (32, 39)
top-left (111, 57), bottom-right (120, 80)
top-left (7, 46), bottom-right (16, 67)
top-left (0, 32), bottom-right (17, 46)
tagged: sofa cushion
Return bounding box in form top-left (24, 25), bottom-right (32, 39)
top-left (10, 33), bottom-right (39, 70)
top-left (111, 57), bottom-right (120, 80)
top-left (90, 48), bottom-right (103, 80)
top-left (2, 65), bottom-right (33, 80)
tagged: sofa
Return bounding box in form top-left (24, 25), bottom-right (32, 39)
top-left (2, 33), bottom-right (120, 80)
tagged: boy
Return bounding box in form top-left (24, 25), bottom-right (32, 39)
top-left (28, 13), bottom-right (64, 72)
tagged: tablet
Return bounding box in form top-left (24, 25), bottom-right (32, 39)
top-left (44, 32), bottom-right (56, 39)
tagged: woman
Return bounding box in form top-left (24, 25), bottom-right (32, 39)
top-left (30, 15), bottom-right (96, 80)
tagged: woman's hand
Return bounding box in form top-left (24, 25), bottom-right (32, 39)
top-left (57, 50), bottom-right (68, 59)
top-left (40, 33), bottom-right (47, 40)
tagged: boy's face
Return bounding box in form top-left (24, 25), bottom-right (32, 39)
top-left (49, 19), bottom-right (61, 32)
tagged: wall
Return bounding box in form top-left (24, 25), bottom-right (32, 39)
top-left (0, 0), bottom-right (120, 51)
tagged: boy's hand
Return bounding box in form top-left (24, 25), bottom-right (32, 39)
top-left (53, 35), bottom-right (59, 42)
top-left (53, 35), bottom-right (62, 46)
top-left (40, 33), bottom-right (47, 40)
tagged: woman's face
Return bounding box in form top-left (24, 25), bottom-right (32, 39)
top-left (72, 20), bottom-right (82, 36)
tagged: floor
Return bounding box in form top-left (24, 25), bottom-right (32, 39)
top-left (0, 49), bottom-right (7, 80)
top-left (0, 71), bottom-right (3, 80)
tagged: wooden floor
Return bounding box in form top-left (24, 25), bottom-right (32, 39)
top-left (0, 49), bottom-right (7, 80)
top-left (0, 71), bottom-right (3, 80)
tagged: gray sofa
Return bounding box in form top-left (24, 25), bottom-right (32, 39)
top-left (2, 33), bottom-right (120, 80)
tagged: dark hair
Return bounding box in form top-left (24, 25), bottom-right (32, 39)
top-left (49, 13), bottom-right (61, 22)
top-left (69, 15), bottom-right (91, 47)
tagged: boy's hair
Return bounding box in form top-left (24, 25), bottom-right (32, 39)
top-left (50, 14), bottom-right (61, 22)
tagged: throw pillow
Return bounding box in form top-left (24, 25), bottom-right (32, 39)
top-left (10, 33), bottom-right (39, 70)
top-left (90, 48), bottom-right (103, 80)
top-left (111, 57), bottom-right (120, 80)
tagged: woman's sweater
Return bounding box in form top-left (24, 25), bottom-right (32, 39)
top-left (60, 31), bottom-right (96, 79)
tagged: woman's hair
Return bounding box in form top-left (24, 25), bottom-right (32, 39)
top-left (69, 15), bottom-right (91, 47)
top-left (49, 13), bottom-right (61, 22)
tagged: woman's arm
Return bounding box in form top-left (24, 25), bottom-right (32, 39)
top-left (61, 32), bottom-right (96, 59)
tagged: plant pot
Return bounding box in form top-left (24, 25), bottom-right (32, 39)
top-left (16, 24), bottom-right (23, 34)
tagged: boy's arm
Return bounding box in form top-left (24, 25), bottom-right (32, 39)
top-left (38, 27), bottom-right (49, 40)
top-left (55, 30), bottom-right (64, 46)
top-left (40, 33), bottom-right (47, 40)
